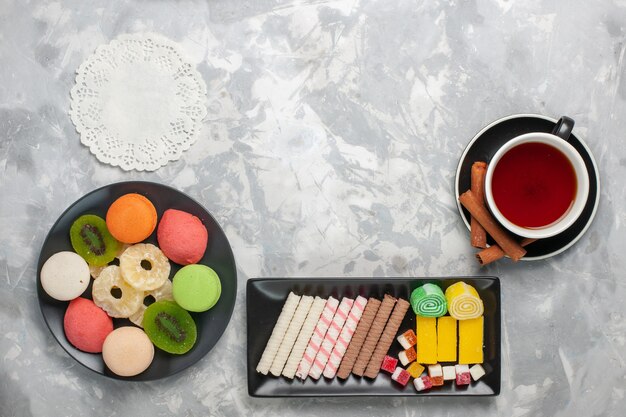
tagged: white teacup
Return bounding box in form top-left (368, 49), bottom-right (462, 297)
top-left (484, 130), bottom-right (589, 239)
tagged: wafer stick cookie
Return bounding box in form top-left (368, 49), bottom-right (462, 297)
top-left (256, 292), bottom-right (301, 374)
top-left (270, 295), bottom-right (314, 376)
top-left (282, 296), bottom-right (327, 379)
top-left (323, 296), bottom-right (368, 379)
top-left (336, 297), bottom-right (381, 379)
top-left (352, 294), bottom-right (396, 376)
top-left (296, 297), bottom-right (339, 379)
top-left (309, 297), bottom-right (354, 379)
top-left (364, 298), bottom-right (410, 378)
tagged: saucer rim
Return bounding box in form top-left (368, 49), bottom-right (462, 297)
top-left (454, 113), bottom-right (601, 261)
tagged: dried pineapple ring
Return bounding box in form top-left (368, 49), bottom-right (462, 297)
top-left (92, 265), bottom-right (143, 318)
top-left (128, 279), bottom-right (174, 327)
top-left (90, 244), bottom-right (130, 279)
top-left (89, 264), bottom-right (106, 279)
top-left (120, 243), bottom-right (170, 291)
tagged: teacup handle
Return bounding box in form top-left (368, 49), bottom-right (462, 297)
top-left (551, 116), bottom-right (575, 141)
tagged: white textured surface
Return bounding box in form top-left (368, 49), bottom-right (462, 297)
top-left (1, 0), bottom-right (626, 416)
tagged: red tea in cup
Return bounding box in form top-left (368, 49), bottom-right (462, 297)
top-left (484, 131), bottom-right (589, 239)
top-left (491, 142), bottom-right (577, 228)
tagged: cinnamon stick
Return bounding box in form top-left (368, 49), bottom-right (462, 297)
top-left (470, 161), bottom-right (488, 248)
top-left (458, 190), bottom-right (527, 261)
top-left (476, 238), bottom-right (538, 266)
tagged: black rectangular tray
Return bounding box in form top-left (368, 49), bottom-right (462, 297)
top-left (247, 277), bottom-right (500, 397)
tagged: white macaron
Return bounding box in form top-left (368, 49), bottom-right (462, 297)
top-left (40, 251), bottom-right (90, 301)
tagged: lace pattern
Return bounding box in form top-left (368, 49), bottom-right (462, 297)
top-left (69, 33), bottom-right (207, 171)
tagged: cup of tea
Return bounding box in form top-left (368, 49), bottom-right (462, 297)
top-left (484, 116), bottom-right (589, 239)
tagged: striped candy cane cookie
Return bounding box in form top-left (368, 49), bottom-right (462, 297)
top-left (309, 297), bottom-right (354, 380)
top-left (323, 296), bottom-right (368, 378)
top-left (336, 297), bottom-right (381, 379)
top-left (282, 296), bottom-right (327, 379)
top-left (295, 297), bottom-right (339, 379)
top-left (256, 292), bottom-right (301, 374)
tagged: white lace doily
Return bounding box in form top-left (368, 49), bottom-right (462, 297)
top-left (69, 33), bottom-right (207, 171)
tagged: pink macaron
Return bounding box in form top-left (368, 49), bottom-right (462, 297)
top-left (64, 297), bottom-right (113, 353)
top-left (157, 209), bottom-right (208, 265)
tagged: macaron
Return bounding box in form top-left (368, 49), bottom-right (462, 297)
top-left (106, 193), bottom-right (157, 244)
top-left (40, 251), bottom-right (90, 301)
top-left (102, 327), bottom-right (154, 377)
top-left (172, 264), bottom-right (221, 312)
top-left (157, 209), bottom-right (208, 265)
top-left (63, 297), bottom-right (113, 353)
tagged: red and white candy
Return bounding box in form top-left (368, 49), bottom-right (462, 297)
top-left (391, 367), bottom-right (411, 386)
top-left (455, 364), bottom-right (471, 385)
top-left (398, 346), bottom-right (417, 366)
top-left (396, 329), bottom-right (416, 350)
top-left (413, 375), bottom-right (433, 391)
top-left (380, 355), bottom-right (398, 374)
top-left (428, 364), bottom-right (444, 386)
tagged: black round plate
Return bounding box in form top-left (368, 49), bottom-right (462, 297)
top-left (455, 114), bottom-right (600, 260)
top-left (37, 181), bottom-right (237, 380)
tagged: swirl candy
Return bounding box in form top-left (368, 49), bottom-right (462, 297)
top-left (410, 283), bottom-right (447, 317)
top-left (445, 281), bottom-right (484, 320)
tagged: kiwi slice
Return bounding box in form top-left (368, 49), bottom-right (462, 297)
top-left (142, 300), bottom-right (197, 354)
top-left (70, 214), bottom-right (121, 267)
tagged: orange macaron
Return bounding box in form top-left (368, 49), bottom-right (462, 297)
top-left (106, 193), bottom-right (157, 243)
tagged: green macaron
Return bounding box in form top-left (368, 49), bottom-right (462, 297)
top-left (172, 264), bottom-right (221, 312)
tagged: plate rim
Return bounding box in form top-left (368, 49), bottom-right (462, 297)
top-left (36, 180), bottom-right (238, 381)
top-left (246, 276), bottom-right (500, 398)
top-left (454, 113), bottom-right (601, 261)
